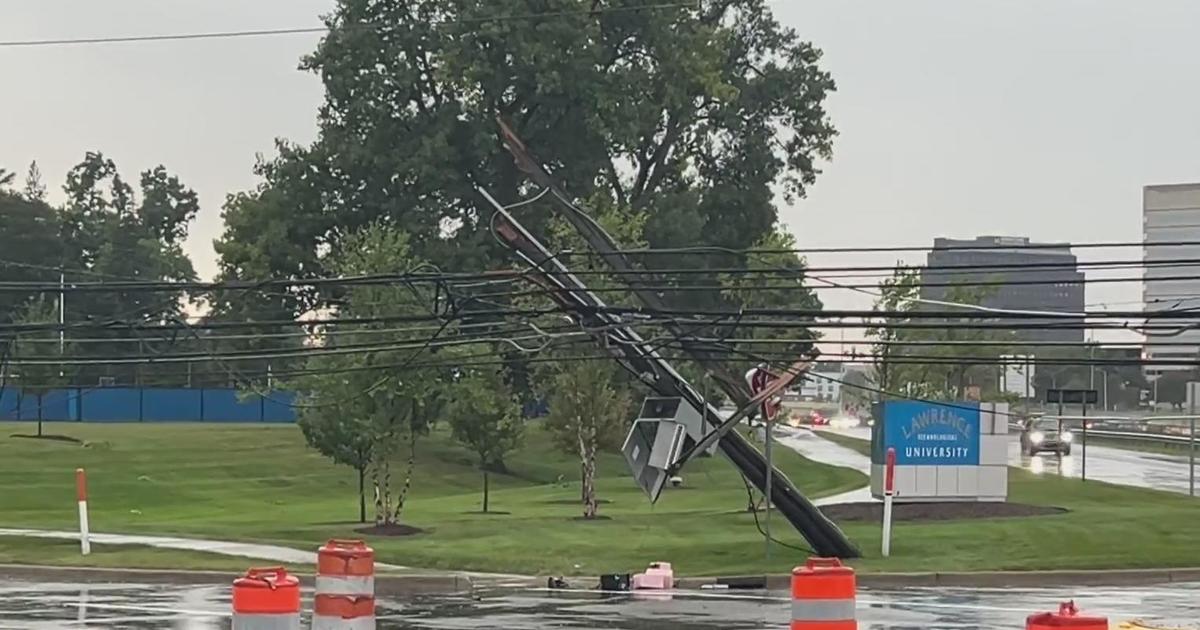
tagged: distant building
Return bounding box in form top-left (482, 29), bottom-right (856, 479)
top-left (1143, 183), bottom-right (1200, 377)
top-left (798, 362), bottom-right (844, 402)
top-left (921, 236), bottom-right (1084, 344)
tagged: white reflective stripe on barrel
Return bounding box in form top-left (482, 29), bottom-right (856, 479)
top-left (791, 599), bottom-right (857, 621)
top-left (311, 614), bottom-right (377, 630)
top-left (232, 613), bottom-right (302, 630)
top-left (316, 575), bottom-right (375, 595)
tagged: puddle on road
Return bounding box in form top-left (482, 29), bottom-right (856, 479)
top-left (0, 581), bottom-right (1197, 629)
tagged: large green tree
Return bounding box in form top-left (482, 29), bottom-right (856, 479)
top-left (57, 153), bottom-right (200, 386)
top-left (868, 265), bottom-right (1014, 401)
top-left (0, 188), bottom-right (63, 323)
top-left (215, 0), bottom-right (836, 313)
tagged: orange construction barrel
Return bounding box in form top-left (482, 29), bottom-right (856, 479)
top-left (791, 557), bottom-right (857, 630)
top-left (1028, 601), bottom-right (1108, 630)
top-left (232, 566), bottom-right (301, 630)
top-left (314, 539), bottom-right (376, 629)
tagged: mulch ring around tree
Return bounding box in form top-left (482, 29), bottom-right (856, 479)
top-left (354, 523), bottom-right (425, 537)
top-left (10, 434), bottom-right (84, 444)
top-left (542, 498), bottom-right (613, 505)
top-left (821, 501), bottom-right (1067, 523)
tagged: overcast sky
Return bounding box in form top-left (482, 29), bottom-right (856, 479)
top-left (3, 0), bottom-right (1199, 337)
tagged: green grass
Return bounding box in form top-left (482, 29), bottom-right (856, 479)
top-left (815, 431), bottom-right (1200, 572)
top-left (815, 430), bottom-right (872, 457)
top-left (0, 422), bottom-right (864, 577)
top-left (11, 422), bottom-right (1198, 577)
top-left (0, 535), bottom-right (259, 571)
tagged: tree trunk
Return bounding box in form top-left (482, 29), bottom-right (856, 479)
top-left (37, 392), bottom-right (43, 437)
top-left (392, 426), bottom-right (417, 523)
top-left (483, 470), bottom-right (490, 513)
top-left (578, 420), bottom-right (598, 519)
top-left (372, 462), bottom-right (384, 526)
top-left (382, 460), bottom-right (393, 525)
top-left (357, 466), bottom-right (366, 524)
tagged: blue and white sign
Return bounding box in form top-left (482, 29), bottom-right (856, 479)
top-left (882, 401), bottom-right (981, 466)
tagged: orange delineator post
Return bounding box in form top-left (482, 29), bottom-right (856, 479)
top-left (313, 539), bottom-right (376, 630)
top-left (232, 566), bottom-right (301, 630)
top-left (1027, 601), bottom-right (1108, 629)
top-left (791, 557), bottom-right (857, 630)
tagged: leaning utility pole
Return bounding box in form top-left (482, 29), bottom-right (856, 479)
top-left (485, 120), bottom-right (860, 558)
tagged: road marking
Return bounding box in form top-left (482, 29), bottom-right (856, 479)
top-left (58, 602), bottom-right (231, 617)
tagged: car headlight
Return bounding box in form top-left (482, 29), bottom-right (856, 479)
top-left (1061, 431), bottom-right (1073, 443)
top-left (1031, 431), bottom-right (1045, 444)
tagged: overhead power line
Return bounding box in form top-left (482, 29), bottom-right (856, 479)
top-left (7, 345), bottom-right (1187, 388)
top-left (4, 253), bottom-right (1199, 296)
top-left (582, 239), bottom-right (1200, 256)
top-left (0, 2), bottom-right (699, 48)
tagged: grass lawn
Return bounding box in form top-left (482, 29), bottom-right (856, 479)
top-left (0, 535), bottom-right (258, 571)
top-left (815, 431), bottom-right (1200, 572)
top-left (815, 430), bottom-right (872, 457)
top-left (0, 422), bottom-right (864, 577)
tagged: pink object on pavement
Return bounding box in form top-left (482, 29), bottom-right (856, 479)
top-left (632, 562), bottom-right (674, 590)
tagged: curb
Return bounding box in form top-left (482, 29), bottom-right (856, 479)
top-left (677, 568), bottom-right (1200, 590)
top-left (0, 564), bottom-right (474, 595)
top-left (7, 563), bottom-right (1199, 593)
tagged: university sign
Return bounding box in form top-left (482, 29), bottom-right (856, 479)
top-left (883, 401), bottom-right (981, 466)
top-left (871, 400), bottom-right (1006, 502)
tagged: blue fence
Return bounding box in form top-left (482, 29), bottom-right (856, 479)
top-left (0, 387), bottom-right (297, 423)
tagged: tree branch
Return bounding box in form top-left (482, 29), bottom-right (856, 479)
top-left (606, 158), bottom-right (628, 208)
top-left (632, 111), bottom-right (685, 202)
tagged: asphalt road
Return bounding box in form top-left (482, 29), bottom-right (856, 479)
top-left (1, 579), bottom-right (1196, 629)
top-left (1012, 439), bottom-right (1200, 494)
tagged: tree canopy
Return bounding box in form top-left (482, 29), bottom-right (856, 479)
top-left (868, 265), bottom-right (1014, 401)
top-left (215, 0), bottom-right (836, 310)
top-left (0, 155), bottom-right (201, 387)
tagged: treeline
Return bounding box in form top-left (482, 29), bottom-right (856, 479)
top-left (0, 156), bottom-right (218, 388)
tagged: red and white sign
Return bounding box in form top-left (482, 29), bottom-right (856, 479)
top-left (745, 366), bottom-right (783, 421)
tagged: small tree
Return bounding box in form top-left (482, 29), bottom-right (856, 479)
top-left (12, 297), bottom-right (72, 437)
top-left (540, 358), bottom-right (631, 520)
top-left (449, 363), bottom-right (524, 513)
top-left (294, 355), bottom-right (376, 523)
top-left (292, 222), bottom-right (450, 528)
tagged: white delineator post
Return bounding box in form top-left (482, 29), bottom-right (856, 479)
top-left (881, 448), bottom-right (896, 558)
top-left (75, 468), bottom-right (90, 555)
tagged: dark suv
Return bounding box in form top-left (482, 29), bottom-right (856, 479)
top-left (1020, 417), bottom-right (1074, 456)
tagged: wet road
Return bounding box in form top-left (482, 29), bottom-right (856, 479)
top-left (1011, 439), bottom-right (1199, 494)
top-left (1, 580), bottom-right (1196, 628)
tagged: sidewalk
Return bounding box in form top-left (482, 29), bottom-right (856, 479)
top-left (771, 425), bottom-right (874, 505)
top-left (0, 527), bottom-right (349, 566)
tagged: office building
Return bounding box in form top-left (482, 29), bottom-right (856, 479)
top-left (921, 236), bottom-right (1084, 344)
top-left (798, 362), bottom-right (844, 402)
top-left (1143, 183), bottom-right (1200, 377)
